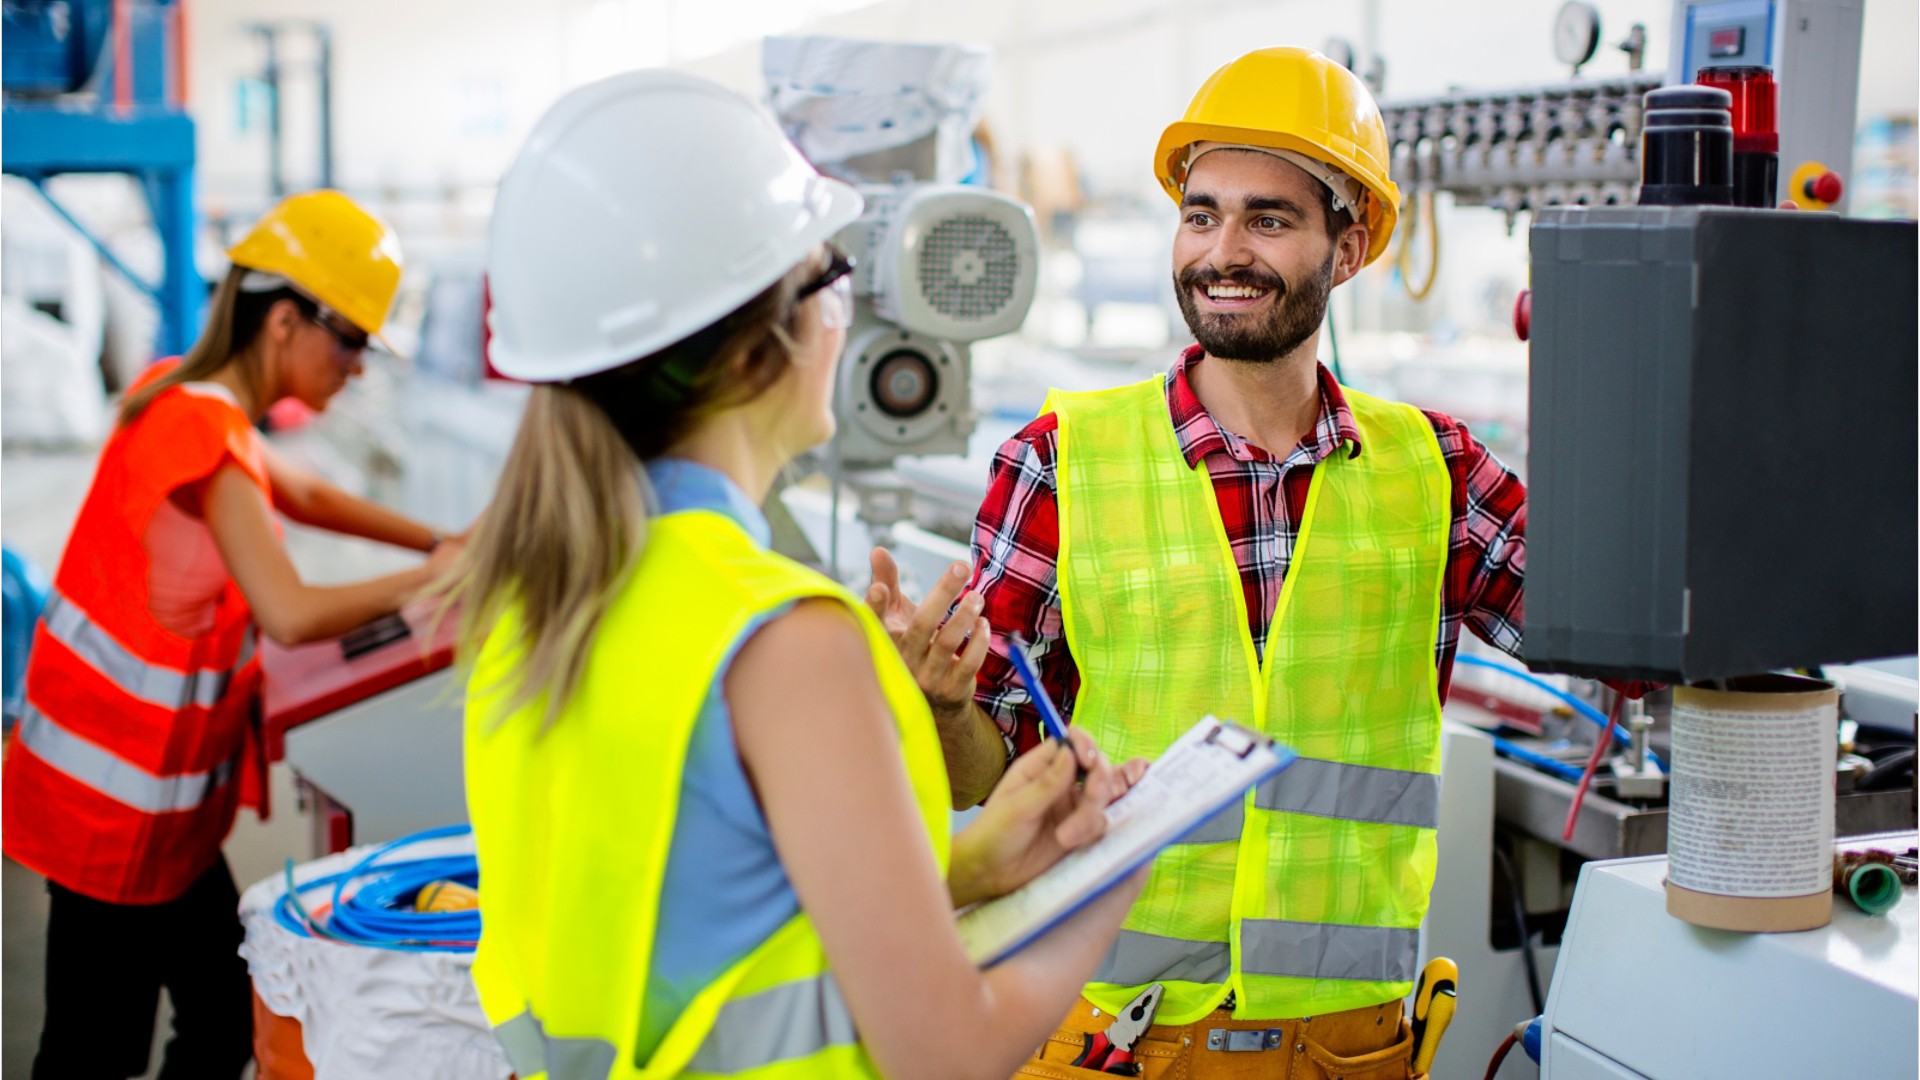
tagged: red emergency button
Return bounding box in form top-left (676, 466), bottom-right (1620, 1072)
top-left (1513, 289), bottom-right (1532, 342)
top-left (1805, 171), bottom-right (1844, 205)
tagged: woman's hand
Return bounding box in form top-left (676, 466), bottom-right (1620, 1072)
top-left (948, 727), bottom-right (1150, 909)
top-left (419, 535), bottom-right (466, 592)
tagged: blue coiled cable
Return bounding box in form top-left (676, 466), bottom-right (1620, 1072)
top-left (274, 823), bottom-right (479, 953)
top-left (1455, 654), bottom-right (1665, 772)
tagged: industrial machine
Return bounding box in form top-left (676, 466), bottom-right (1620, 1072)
top-left (762, 35), bottom-right (1042, 582)
top-left (832, 181), bottom-right (1039, 468)
top-left (2, 0), bottom-right (201, 357)
top-left (1377, 0), bottom-right (1864, 268)
top-left (1386, 6), bottom-right (1917, 1077)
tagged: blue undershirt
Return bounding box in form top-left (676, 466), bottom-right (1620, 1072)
top-left (636, 458), bottom-right (800, 1063)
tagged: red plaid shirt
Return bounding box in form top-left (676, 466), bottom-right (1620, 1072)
top-left (970, 345), bottom-right (1530, 755)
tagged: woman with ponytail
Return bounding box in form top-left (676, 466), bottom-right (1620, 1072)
top-left (4, 191), bottom-right (462, 1079)
top-left (455, 71), bottom-right (1146, 1080)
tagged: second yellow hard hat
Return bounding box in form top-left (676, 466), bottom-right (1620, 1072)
top-left (227, 190), bottom-right (404, 338)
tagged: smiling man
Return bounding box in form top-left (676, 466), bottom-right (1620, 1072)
top-left (864, 46), bottom-right (1531, 1079)
top-left (997, 46), bottom-right (1532, 1080)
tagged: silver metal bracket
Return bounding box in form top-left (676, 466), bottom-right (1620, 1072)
top-left (1205, 1028), bottom-right (1286, 1052)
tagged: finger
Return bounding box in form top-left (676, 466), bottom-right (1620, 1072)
top-left (995, 739), bottom-right (1061, 792)
top-left (1052, 767), bottom-right (1115, 849)
top-left (996, 741), bottom-right (1076, 820)
top-left (1121, 757), bottom-right (1150, 790)
top-left (953, 616), bottom-right (992, 681)
top-left (869, 546), bottom-right (900, 590)
top-left (1064, 725), bottom-right (1106, 773)
top-left (902, 562), bottom-right (971, 657)
top-left (932, 592), bottom-right (985, 659)
top-left (865, 581), bottom-right (893, 623)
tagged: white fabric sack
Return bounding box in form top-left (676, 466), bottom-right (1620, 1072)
top-left (238, 834), bottom-right (510, 1080)
top-left (1, 296), bottom-right (107, 446)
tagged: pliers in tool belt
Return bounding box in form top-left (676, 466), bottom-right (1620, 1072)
top-left (1071, 983), bottom-right (1164, 1075)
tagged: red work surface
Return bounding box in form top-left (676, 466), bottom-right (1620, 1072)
top-left (258, 599), bottom-right (461, 761)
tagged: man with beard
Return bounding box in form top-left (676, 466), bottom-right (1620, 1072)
top-left (866, 47), bottom-right (1528, 1078)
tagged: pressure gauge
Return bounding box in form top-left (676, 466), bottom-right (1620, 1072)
top-left (1553, 1), bottom-right (1602, 72)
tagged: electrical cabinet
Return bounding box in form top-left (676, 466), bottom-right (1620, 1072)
top-left (1526, 205), bottom-right (1916, 681)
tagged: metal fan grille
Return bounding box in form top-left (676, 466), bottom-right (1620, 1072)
top-left (916, 214), bottom-right (1020, 321)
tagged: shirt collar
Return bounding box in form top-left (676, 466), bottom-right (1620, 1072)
top-left (644, 458), bottom-right (772, 547)
top-left (1166, 344), bottom-right (1363, 468)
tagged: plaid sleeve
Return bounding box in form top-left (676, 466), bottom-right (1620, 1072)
top-left (1430, 411), bottom-right (1658, 699)
top-left (1427, 411), bottom-right (1528, 676)
top-left (969, 414), bottom-right (1080, 757)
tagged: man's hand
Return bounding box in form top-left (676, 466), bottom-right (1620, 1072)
top-left (865, 548), bottom-right (988, 722)
top-left (948, 727), bottom-right (1150, 908)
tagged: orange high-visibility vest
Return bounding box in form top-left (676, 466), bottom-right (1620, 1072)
top-left (3, 362), bottom-right (269, 904)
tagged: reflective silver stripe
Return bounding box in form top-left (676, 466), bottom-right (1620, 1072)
top-left (687, 975), bottom-right (858, 1075)
top-left (15, 704), bottom-right (234, 814)
top-left (1095, 922), bottom-right (1419, 987)
top-left (492, 1011), bottom-right (615, 1080)
top-left (40, 592), bottom-right (249, 711)
top-left (1169, 760), bottom-right (1439, 845)
top-left (1173, 800), bottom-right (1245, 844)
top-left (1240, 919), bottom-right (1420, 983)
top-left (1254, 758), bottom-right (1440, 829)
top-left (1093, 930), bottom-right (1232, 986)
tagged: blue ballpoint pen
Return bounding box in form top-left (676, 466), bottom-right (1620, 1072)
top-left (1006, 633), bottom-right (1073, 745)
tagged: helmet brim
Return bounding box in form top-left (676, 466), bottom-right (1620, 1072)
top-left (1155, 121), bottom-right (1400, 267)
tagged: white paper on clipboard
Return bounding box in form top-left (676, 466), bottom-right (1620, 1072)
top-left (957, 716), bottom-right (1296, 968)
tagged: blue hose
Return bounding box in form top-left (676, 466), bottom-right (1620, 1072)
top-left (1490, 736), bottom-right (1586, 783)
top-left (1456, 654), bottom-right (1665, 772)
top-left (274, 823), bottom-right (479, 953)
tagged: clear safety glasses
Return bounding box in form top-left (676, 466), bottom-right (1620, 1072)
top-left (796, 246), bottom-right (856, 329)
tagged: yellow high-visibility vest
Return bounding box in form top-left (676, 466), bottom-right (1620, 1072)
top-left (1049, 376), bottom-right (1448, 1024)
top-left (465, 508), bottom-right (952, 1078)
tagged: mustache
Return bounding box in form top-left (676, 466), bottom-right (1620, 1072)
top-left (1177, 265), bottom-right (1290, 297)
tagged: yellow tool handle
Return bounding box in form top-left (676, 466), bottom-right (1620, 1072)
top-left (1410, 956), bottom-right (1459, 1075)
top-left (1410, 990), bottom-right (1455, 1074)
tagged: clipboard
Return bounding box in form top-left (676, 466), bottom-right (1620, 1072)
top-left (957, 716), bottom-right (1296, 968)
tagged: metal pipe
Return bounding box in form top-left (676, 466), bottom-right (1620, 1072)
top-left (316, 24), bottom-right (333, 188)
top-left (257, 26), bottom-right (284, 197)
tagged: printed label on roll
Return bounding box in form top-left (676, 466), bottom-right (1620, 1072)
top-left (1668, 698), bottom-right (1836, 898)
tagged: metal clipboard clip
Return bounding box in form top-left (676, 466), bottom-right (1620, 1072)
top-left (1203, 721), bottom-right (1264, 760)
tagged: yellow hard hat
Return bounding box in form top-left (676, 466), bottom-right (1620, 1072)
top-left (1154, 48), bottom-right (1401, 266)
top-left (226, 190), bottom-right (404, 337)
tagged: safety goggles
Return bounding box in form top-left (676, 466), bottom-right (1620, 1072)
top-left (796, 246), bottom-right (856, 329)
top-left (308, 305), bottom-right (371, 358)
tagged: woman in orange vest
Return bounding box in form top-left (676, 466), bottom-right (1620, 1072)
top-left (3, 191), bottom-right (463, 1080)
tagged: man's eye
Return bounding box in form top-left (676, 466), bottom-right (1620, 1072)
top-left (1186, 212), bottom-right (1214, 226)
top-left (1256, 216), bottom-right (1284, 229)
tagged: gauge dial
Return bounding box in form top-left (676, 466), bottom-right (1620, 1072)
top-left (1554, 1), bottom-right (1602, 70)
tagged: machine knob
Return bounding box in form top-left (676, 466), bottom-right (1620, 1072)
top-left (1805, 171), bottom-right (1844, 205)
top-left (1513, 289), bottom-right (1532, 342)
top-left (1788, 161), bottom-right (1845, 210)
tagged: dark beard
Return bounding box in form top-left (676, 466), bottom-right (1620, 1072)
top-left (1174, 250), bottom-right (1336, 363)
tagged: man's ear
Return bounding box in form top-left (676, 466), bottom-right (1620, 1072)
top-left (1331, 223), bottom-right (1371, 287)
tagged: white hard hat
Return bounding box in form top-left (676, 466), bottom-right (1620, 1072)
top-left (486, 70), bottom-right (865, 382)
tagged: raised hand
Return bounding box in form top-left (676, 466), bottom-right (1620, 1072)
top-left (865, 547), bottom-right (989, 721)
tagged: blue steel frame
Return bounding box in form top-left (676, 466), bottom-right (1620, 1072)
top-left (2, 1), bottom-right (202, 359)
